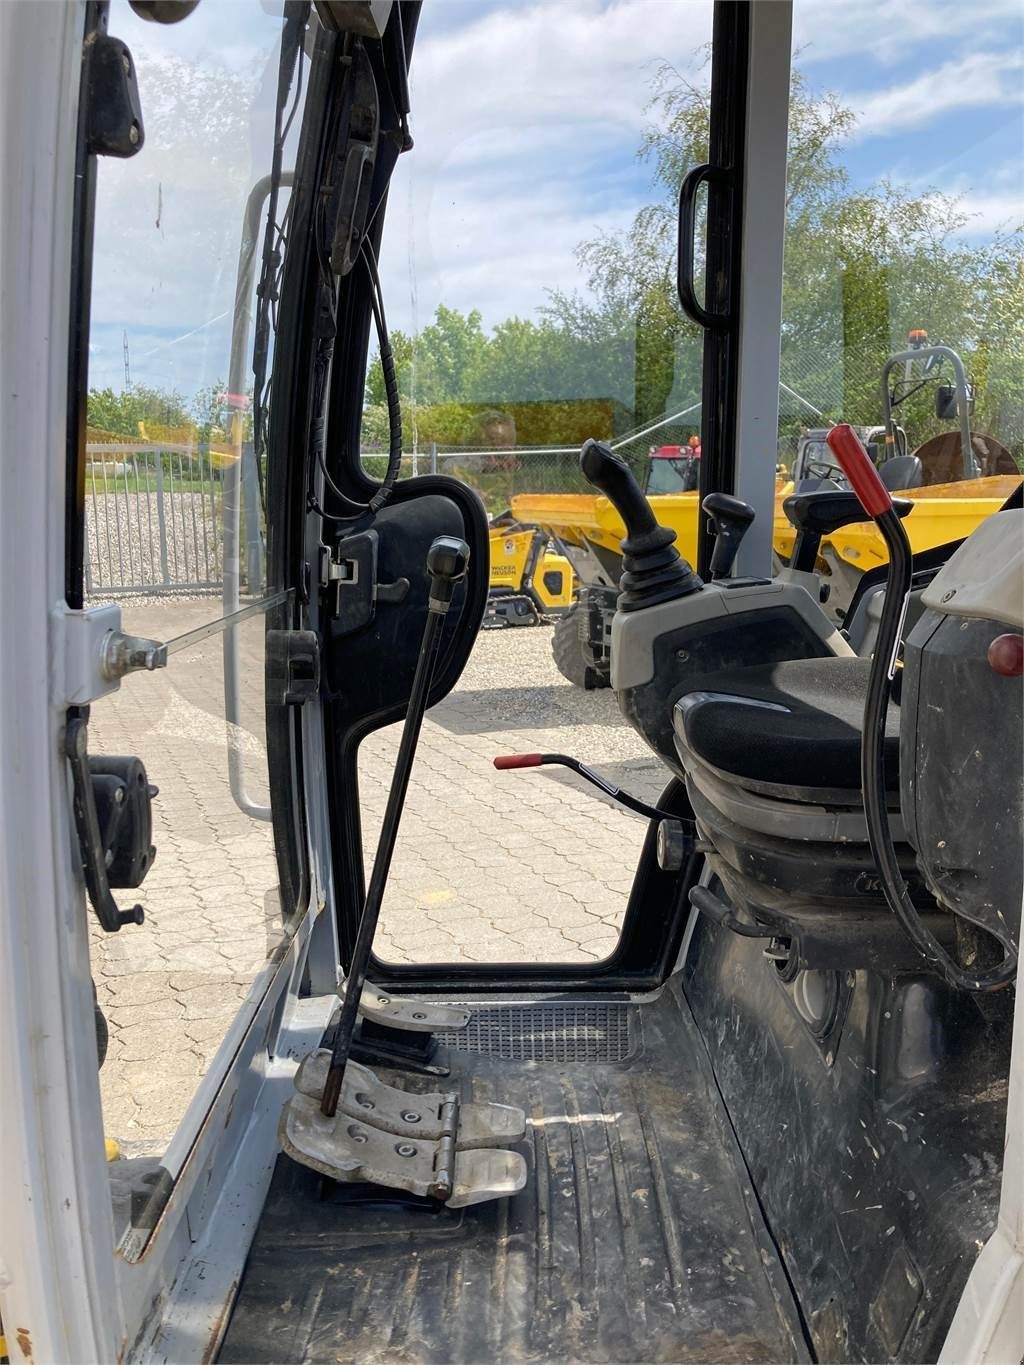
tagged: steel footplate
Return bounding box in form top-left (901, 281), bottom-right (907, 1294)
top-left (340, 981), bottom-right (472, 1033)
top-left (280, 1051), bottom-right (527, 1207)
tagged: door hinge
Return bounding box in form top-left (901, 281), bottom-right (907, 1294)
top-left (53, 603), bottom-right (167, 706)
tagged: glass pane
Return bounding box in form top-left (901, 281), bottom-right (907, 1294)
top-left (358, 1), bottom-right (715, 965)
top-left (777, 6), bottom-right (1022, 610)
top-left (80, 0), bottom-right (314, 1243)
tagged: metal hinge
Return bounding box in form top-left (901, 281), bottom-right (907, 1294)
top-left (53, 603), bottom-right (167, 706)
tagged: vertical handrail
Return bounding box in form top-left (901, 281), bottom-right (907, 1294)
top-left (221, 171), bottom-right (292, 825)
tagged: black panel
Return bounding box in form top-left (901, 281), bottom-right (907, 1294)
top-left (324, 476), bottom-right (489, 969)
top-left (684, 919), bottom-right (1010, 1362)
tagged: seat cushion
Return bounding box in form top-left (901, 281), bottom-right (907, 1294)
top-left (673, 657), bottom-right (900, 794)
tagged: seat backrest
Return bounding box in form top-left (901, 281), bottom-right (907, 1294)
top-left (879, 455), bottom-right (922, 491)
top-left (793, 476), bottom-right (840, 493)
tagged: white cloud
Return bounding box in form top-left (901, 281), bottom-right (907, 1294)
top-left (847, 49), bottom-right (1024, 139)
top-left (792, 0), bottom-right (1023, 67)
top-left (378, 0), bottom-right (717, 332)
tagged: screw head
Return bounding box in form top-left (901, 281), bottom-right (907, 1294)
top-left (128, 123), bottom-right (139, 146)
top-left (412, 1012), bottom-right (426, 1021)
top-left (401, 1111), bottom-right (421, 1124)
top-left (346, 1124), bottom-right (368, 1145)
top-left (941, 588), bottom-right (956, 603)
top-left (395, 1143), bottom-right (416, 1158)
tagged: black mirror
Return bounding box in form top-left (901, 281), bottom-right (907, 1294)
top-left (936, 383), bottom-right (975, 421)
top-left (865, 442), bottom-right (879, 463)
top-left (935, 384), bottom-right (958, 420)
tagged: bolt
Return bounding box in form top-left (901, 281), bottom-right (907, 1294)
top-left (941, 588), bottom-right (956, 603)
top-left (114, 786), bottom-right (124, 804)
top-left (825, 1051), bottom-right (834, 1067)
top-left (395, 1143), bottom-right (416, 1158)
top-left (676, 649), bottom-right (690, 662)
top-left (377, 996), bottom-right (390, 1006)
top-left (122, 52), bottom-right (131, 74)
top-left (401, 1111), bottom-right (421, 1124)
top-left (412, 1012), bottom-right (426, 1021)
top-left (348, 1129), bottom-right (367, 1145)
top-left (129, 123), bottom-right (139, 146)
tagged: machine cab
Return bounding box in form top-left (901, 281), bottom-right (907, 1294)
top-left (0, 3), bottom-right (1021, 1364)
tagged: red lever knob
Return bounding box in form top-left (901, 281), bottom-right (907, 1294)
top-left (826, 423), bottom-right (893, 519)
top-left (493, 753), bottom-right (543, 770)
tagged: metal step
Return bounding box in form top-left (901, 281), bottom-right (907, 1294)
top-left (340, 980), bottom-right (472, 1033)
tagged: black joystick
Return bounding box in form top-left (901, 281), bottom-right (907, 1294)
top-left (580, 439), bottom-right (702, 611)
top-left (703, 492), bottom-right (755, 580)
top-left (783, 489), bottom-right (912, 573)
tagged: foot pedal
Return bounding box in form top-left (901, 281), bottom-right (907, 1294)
top-left (280, 1051), bottom-right (527, 1207)
top-left (346, 982), bottom-right (471, 1033)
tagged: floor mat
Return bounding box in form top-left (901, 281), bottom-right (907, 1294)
top-left (219, 987), bottom-right (808, 1364)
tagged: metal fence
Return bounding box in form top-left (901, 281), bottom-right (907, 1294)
top-left (84, 442), bottom-right (264, 597)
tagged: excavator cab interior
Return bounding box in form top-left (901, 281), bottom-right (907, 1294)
top-left (1, 2), bottom-right (1021, 1364)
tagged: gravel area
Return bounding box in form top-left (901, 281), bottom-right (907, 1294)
top-left (85, 488), bottom-right (224, 594)
top-left (87, 605), bottom-right (662, 1157)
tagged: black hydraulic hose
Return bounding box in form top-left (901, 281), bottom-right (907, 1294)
top-left (321, 537), bottom-right (470, 1116)
top-left (827, 425), bottom-right (1017, 992)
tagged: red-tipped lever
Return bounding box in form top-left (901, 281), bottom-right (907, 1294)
top-left (493, 752), bottom-right (677, 822)
top-left (824, 422), bottom-right (1016, 992)
top-left (826, 423), bottom-right (893, 518)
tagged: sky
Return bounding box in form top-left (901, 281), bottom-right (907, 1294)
top-left (88, 0), bottom-right (1024, 401)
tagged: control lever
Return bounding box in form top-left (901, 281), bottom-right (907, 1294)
top-left (493, 751), bottom-right (678, 822)
top-left (702, 492), bottom-right (755, 580)
top-left (783, 488), bottom-right (912, 574)
top-left (826, 423), bottom-right (1014, 993)
top-left (320, 535), bottom-right (470, 1117)
top-left (580, 439), bottom-right (702, 610)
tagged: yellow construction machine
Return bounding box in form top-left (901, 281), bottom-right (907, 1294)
top-left (484, 514), bottom-right (576, 628)
top-left (512, 341), bottom-right (1018, 685)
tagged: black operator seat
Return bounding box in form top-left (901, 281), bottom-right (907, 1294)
top-left (672, 656), bottom-right (901, 802)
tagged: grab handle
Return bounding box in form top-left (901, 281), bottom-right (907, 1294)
top-left (677, 163), bottom-right (731, 330)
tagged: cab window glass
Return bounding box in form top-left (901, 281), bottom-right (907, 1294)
top-left (79, 0), bottom-right (313, 1243)
top-left (357, 1), bottom-right (715, 967)
top-left (776, 3), bottom-right (1022, 600)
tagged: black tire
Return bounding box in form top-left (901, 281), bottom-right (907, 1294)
top-left (552, 604), bottom-right (610, 690)
top-left (94, 1000), bottom-right (109, 1069)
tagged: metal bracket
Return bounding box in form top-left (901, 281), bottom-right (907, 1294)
top-left (54, 603), bottom-right (167, 704)
top-left (101, 631), bottom-right (168, 681)
top-left (83, 32), bottom-right (144, 158)
top-left (342, 980), bottom-right (472, 1033)
top-left (281, 1051), bottom-right (527, 1206)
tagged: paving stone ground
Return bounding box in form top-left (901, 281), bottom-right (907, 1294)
top-left (88, 600), bottom-right (663, 1157)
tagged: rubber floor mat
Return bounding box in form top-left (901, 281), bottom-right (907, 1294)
top-left (219, 986), bottom-right (809, 1364)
